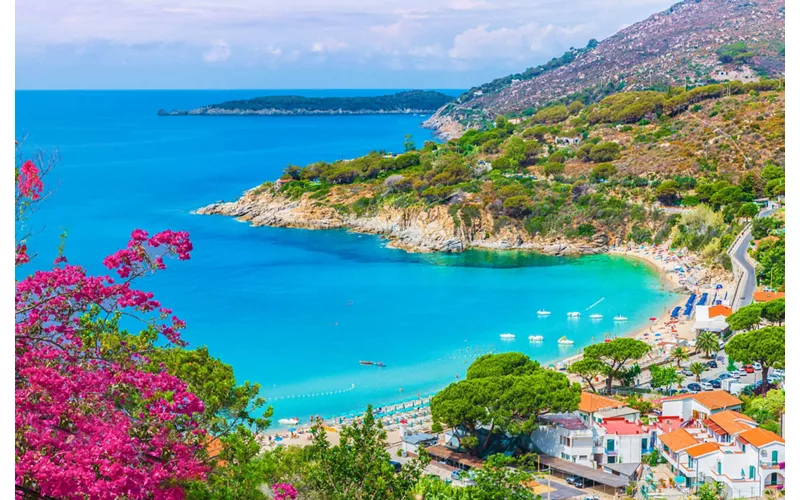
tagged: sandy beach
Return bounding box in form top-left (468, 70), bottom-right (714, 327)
top-left (260, 243), bottom-right (736, 448)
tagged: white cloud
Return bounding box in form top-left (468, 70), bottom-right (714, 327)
top-left (311, 39), bottom-right (348, 53)
top-left (448, 22), bottom-right (588, 60)
top-left (203, 39), bottom-right (230, 62)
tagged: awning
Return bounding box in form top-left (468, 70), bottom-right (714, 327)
top-left (537, 455), bottom-right (629, 488)
top-left (425, 445), bottom-right (485, 469)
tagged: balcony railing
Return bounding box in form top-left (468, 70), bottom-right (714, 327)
top-left (759, 461), bottom-right (784, 470)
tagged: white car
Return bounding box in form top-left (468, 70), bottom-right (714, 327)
top-left (771, 369), bottom-right (785, 377)
top-left (753, 362), bottom-right (762, 371)
top-left (734, 369), bottom-right (747, 378)
top-left (700, 382), bottom-right (714, 391)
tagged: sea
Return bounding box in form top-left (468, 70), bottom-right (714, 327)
top-left (15, 90), bottom-right (676, 425)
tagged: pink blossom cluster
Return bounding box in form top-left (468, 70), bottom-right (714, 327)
top-left (272, 483), bottom-right (299, 500)
top-left (16, 224), bottom-right (207, 498)
top-left (17, 159), bottom-right (44, 200)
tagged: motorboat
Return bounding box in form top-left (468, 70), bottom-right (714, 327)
top-left (528, 335), bottom-right (544, 342)
top-left (537, 310), bottom-right (551, 316)
top-left (567, 312), bottom-right (580, 318)
top-left (359, 360), bottom-right (374, 365)
top-left (589, 314), bottom-right (603, 319)
top-left (278, 418), bottom-right (299, 425)
top-left (557, 336), bottom-right (575, 345)
top-left (376, 362), bottom-right (386, 367)
top-left (614, 315), bottom-right (628, 321)
top-left (499, 333), bottom-right (516, 340)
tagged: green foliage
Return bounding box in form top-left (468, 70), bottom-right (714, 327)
top-left (696, 481), bottom-right (725, 500)
top-left (751, 216), bottom-right (782, 239)
top-left (302, 406), bottom-right (430, 499)
top-left (649, 365), bottom-right (681, 391)
top-left (568, 357), bottom-right (607, 393)
top-left (743, 389), bottom-right (785, 425)
top-left (671, 347), bottom-right (690, 368)
top-left (726, 303), bottom-right (763, 331)
top-left (587, 142), bottom-right (621, 162)
top-left (206, 90), bottom-right (454, 112)
top-left (717, 42), bottom-right (755, 64)
top-left (590, 163), bottom-right (617, 182)
top-left (655, 180), bottom-right (680, 205)
top-left (587, 91), bottom-right (664, 124)
top-left (737, 202), bottom-right (759, 219)
top-left (432, 353), bottom-right (580, 456)
top-left (761, 299), bottom-right (784, 325)
top-left (583, 338), bottom-right (650, 393)
top-left (725, 327), bottom-right (785, 396)
top-left (689, 362), bottom-right (706, 382)
top-left (695, 331), bottom-right (720, 358)
top-left (541, 162), bottom-right (565, 177)
top-left (754, 236), bottom-right (785, 288)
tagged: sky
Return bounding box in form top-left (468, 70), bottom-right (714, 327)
top-left (16, 0), bottom-right (677, 90)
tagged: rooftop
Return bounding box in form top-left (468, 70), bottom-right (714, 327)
top-left (402, 433), bottom-right (438, 445)
top-left (579, 392), bottom-right (626, 413)
top-left (661, 390), bottom-right (742, 411)
top-left (539, 413), bottom-right (588, 431)
top-left (596, 407), bottom-right (640, 419)
top-left (658, 428), bottom-right (699, 452)
top-left (600, 417), bottom-right (648, 435)
top-left (603, 462), bottom-right (642, 479)
top-left (685, 442), bottom-right (721, 458)
top-left (737, 427), bottom-right (785, 448)
top-left (708, 305), bottom-right (732, 318)
top-left (704, 410), bottom-right (756, 437)
top-left (753, 291), bottom-right (785, 302)
top-left (425, 445), bottom-right (485, 469)
top-left (653, 416), bottom-right (684, 434)
top-left (538, 455), bottom-right (629, 488)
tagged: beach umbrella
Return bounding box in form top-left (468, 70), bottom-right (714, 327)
top-left (674, 476), bottom-right (686, 486)
top-left (288, 427), bottom-right (296, 433)
top-left (649, 317), bottom-right (657, 321)
top-left (274, 436), bottom-right (283, 442)
top-left (716, 284), bottom-right (723, 290)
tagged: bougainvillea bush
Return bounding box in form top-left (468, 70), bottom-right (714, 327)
top-left (15, 157), bottom-right (209, 498)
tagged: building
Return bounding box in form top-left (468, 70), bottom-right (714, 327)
top-left (530, 413), bottom-right (599, 467)
top-left (753, 291), bottom-right (785, 303)
top-left (577, 392), bottom-right (628, 425)
top-left (660, 391), bottom-right (743, 422)
top-left (598, 417), bottom-right (651, 465)
top-left (555, 136), bottom-right (581, 146)
top-left (401, 432), bottom-right (438, 454)
top-left (692, 305), bottom-right (732, 333)
top-left (656, 418), bottom-right (785, 497)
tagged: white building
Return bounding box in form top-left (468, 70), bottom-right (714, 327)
top-left (530, 413), bottom-right (600, 468)
top-left (598, 418), bottom-right (651, 465)
top-left (660, 391), bottom-right (743, 422)
top-left (692, 305), bottom-right (732, 333)
top-left (657, 416), bottom-right (785, 498)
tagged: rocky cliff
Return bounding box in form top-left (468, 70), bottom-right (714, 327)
top-left (196, 189), bottom-right (610, 256)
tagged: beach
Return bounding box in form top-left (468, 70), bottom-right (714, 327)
top-left (261, 242), bottom-right (736, 447)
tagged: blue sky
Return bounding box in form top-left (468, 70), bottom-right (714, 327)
top-left (16, 0), bottom-right (676, 90)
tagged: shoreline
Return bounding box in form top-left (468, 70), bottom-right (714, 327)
top-left (260, 242), bottom-right (734, 446)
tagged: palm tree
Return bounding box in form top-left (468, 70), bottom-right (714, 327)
top-left (672, 347), bottom-right (690, 368)
top-left (689, 362), bottom-right (706, 382)
top-left (696, 331), bottom-right (719, 358)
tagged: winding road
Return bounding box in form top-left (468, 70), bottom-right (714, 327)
top-left (728, 207), bottom-right (776, 310)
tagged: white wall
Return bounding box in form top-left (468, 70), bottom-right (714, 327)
top-left (530, 426), bottom-right (596, 467)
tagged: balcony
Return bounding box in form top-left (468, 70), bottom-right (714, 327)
top-left (759, 461), bottom-right (784, 470)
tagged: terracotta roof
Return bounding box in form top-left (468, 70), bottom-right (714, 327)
top-left (661, 391), bottom-right (742, 410)
top-left (704, 410), bottom-right (756, 436)
top-left (579, 392), bottom-right (625, 413)
top-left (685, 442), bottom-right (721, 458)
top-left (753, 291), bottom-right (785, 303)
top-left (658, 429), bottom-right (699, 452)
top-left (708, 305), bottom-right (732, 318)
top-left (738, 428), bottom-right (785, 448)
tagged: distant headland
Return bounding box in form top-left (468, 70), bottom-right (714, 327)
top-left (157, 90), bottom-right (455, 116)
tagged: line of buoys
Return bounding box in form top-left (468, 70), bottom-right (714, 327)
top-left (268, 383), bottom-right (356, 401)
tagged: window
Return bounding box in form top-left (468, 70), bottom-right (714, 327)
top-left (717, 462), bottom-right (722, 475)
top-left (688, 456), bottom-right (694, 469)
top-left (608, 456), bottom-right (616, 464)
top-left (772, 450), bottom-right (779, 465)
top-left (642, 437), bottom-right (648, 451)
top-left (749, 466), bottom-right (755, 479)
top-left (607, 439), bottom-right (615, 451)
top-left (742, 444), bottom-right (746, 453)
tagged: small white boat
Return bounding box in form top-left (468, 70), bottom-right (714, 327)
top-left (589, 314), bottom-right (603, 319)
top-left (614, 315), bottom-right (628, 321)
top-left (278, 418), bottom-right (299, 425)
top-left (567, 312), bottom-right (580, 318)
top-left (537, 310), bottom-right (551, 316)
top-left (528, 335), bottom-right (544, 342)
top-left (557, 336), bottom-right (575, 345)
top-left (500, 333), bottom-right (516, 340)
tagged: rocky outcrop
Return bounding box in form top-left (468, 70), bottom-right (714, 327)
top-left (195, 189), bottom-right (610, 256)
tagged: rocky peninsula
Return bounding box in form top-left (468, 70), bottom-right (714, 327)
top-left (195, 187), bottom-right (610, 256)
top-left (158, 90), bottom-right (454, 117)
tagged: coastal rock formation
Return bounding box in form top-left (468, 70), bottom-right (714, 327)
top-left (196, 189), bottom-right (610, 256)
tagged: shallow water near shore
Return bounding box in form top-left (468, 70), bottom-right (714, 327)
top-left (15, 90), bottom-right (676, 424)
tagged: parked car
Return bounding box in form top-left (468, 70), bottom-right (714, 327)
top-left (710, 379), bottom-right (722, 389)
top-left (706, 361), bottom-right (718, 369)
top-left (682, 369), bottom-right (694, 377)
top-left (390, 461), bottom-right (402, 473)
top-left (700, 382), bottom-right (714, 391)
top-left (686, 383), bottom-right (702, 393)
top-left (744, 365), bottom-right (755, 373)
top-left (573, 478), bottom-right (595, 489)
top-left (566, 475), bottom-right (580, 485)
top-left (753, 362), bottom-right (762, 371)
top-left (733, 369), bottom-right (747, 378)
top-left (718, 373), bottom-right (733, 380)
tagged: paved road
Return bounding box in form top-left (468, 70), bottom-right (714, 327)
top-left (727, 208), bottom-right (776, 310)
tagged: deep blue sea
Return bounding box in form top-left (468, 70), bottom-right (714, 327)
top-left (15, 90), bottom-right (675, 424)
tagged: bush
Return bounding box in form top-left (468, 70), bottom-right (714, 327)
top-left (588, 142), bottom-right (621, 162)
top-left (576, 223), bottom-right (596, 237)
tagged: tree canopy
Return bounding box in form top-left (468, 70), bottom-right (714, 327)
top-left (582, 338), bottom-right (651, 392)
top-left (725, 326), bottom-right (785, 396)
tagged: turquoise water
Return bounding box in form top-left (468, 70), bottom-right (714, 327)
top-left (15, 90), bottom-right (675, 424)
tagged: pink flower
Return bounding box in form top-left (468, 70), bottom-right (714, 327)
top-left (273, 483), bottom-right (298, 500)
top-left (17, 160), bottom-right (44, 200)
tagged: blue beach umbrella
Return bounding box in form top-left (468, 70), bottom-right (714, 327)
top-left (288, 427), bottom-right (297, 433)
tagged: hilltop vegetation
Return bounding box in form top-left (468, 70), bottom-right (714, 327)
top-left (256, 80), bottom-right (784, 266)
top-left (427, 0), bottom-right (785, 133)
